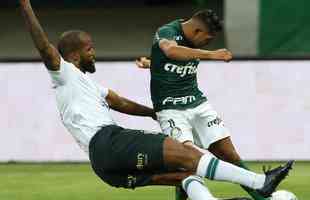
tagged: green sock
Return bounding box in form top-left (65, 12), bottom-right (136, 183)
top-left (175, 186), bottom-right (187, 200)
top-left (237, 161), bottom-right (270, 200)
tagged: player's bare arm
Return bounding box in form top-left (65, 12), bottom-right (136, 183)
top-left (106, 90), bottom-right (156, 119)
top-left (159, 39), bottom-right (232, 62)
top-left (20, 0), bottom-right (60, 70)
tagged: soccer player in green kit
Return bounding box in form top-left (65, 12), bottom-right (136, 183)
top-left (136, 9), bottom-right (269, 200)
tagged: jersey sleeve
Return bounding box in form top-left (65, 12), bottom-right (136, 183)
top-left (100, 86), bottom-right (109, 99)
top-left (94, 81), bottom-right (110, 99)
top-left (47, 57), bottom-right (76, 87)
top-left (155, 26), bottom-right (178, 43)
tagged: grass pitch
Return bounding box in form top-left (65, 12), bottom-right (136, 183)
top-left (0, 162), bottom-right (308, 200)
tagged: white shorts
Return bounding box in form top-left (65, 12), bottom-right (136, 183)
top-left (156, 101), bottom-right (230, 149)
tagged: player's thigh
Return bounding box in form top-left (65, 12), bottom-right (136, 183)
top-left (192, 102), bottom-right (230, 149)
top-left (97, 171), bottom-right (155, 189)
top-left (89, 125), bottom-right (168, 173)
top-left (156, 109), bottom-right (194, 143)
top-left (98, 171), bottom-right (193, 189)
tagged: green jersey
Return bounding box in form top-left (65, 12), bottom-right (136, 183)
top-left (150, 20), bottom-right (207, 112)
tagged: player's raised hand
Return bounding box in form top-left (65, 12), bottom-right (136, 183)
top-left (136, 57), bottom-right (151, 69)
top-left (19, 0), bottom-right (60, 71)
top-left (214, 49), bottom-right (233, 62)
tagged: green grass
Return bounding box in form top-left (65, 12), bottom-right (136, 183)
top-left (0, 162), bottom-right (308, 200)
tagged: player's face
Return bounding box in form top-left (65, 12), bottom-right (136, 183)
top-left (191, 29), bottom-right (215, 48)
top-left (79, 35), bottom-right (96, 73)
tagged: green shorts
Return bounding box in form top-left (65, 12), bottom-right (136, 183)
top-left (89, 125), bottom-right (167, 189)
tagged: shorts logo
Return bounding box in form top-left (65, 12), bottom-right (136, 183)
top-left (207, 117), bottom-right (223, 127)
top-left (127, 175), bottom-right (137, 188)
top-left (168, 119), bottom-right (182, 140)
top-left (136, 153), bottom-right (148, 170)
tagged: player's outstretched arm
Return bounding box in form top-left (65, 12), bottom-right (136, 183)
top-left (20, 0), bottom-right (60, 71)
top-left (159, 39), bottom-right (232, 62)
top-left (106, 90), bottom-right (156, 120)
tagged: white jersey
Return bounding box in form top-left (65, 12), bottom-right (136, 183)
top-left (48, 57), bottom-right (116, 153)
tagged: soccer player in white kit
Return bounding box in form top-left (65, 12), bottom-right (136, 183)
top-left (19, 1), bottom-right (293, 200)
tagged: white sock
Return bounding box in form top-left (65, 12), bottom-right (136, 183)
top-left (182, 175), bottom-right (217, 200)
top-left (196, 154), bottom-right (266, 189)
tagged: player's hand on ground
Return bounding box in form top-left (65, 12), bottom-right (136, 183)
top-left (136, 57), bottom-right (151, 69)
top-left (214, 49), bottom-right (233, 62)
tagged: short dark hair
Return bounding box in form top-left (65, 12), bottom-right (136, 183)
top-left (192, 9), bottom-right (223, 34)
top-left (57, 30), bottom-right (88, 57)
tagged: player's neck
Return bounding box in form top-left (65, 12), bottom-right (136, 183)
top-left (181, 20), bottom-right (193, 42)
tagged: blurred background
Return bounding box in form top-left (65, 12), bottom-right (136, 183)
top-left (1, 0), bottom-right (310, 61)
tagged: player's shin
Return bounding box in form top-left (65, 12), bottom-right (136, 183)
top-left (182, 176), bottom-right (216, 200)
top-left (237, 161), bottom-right (268, 200)
top-left (196, 154), bottom-right (266, 189)
top-left (236, 160), bottom-right (266, 200)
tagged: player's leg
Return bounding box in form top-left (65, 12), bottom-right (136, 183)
top-left (162, 137), bottom-right (294, 197)
top-left (89, 125), bottom-right (229, 199)
top-left (146, 172), bottom-right (251, 200)
top-left (192, 102), bottom-right (267, 200)
top-left (209, 137), bottom-right (266, 200)
top-left (156, 109), bottom-right (194, 200)
top-left (89, 125), bottom-right (293, 197)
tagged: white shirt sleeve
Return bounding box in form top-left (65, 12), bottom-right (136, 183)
top-left (48, 57), bottom-right (77, 87)
top-left (101, 87), bottom-right (109, 99)
top-left (95, 82), bottom-right (109, 99)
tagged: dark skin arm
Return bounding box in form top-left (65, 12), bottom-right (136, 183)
top-left (136, 41), bottom-right (232, 69)
top-left (106, 90), bottom-right (157, 120)
top-left (159, 39), bottom-right (232, 61)
top-left (20, 0), bottom-right (60, 71)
